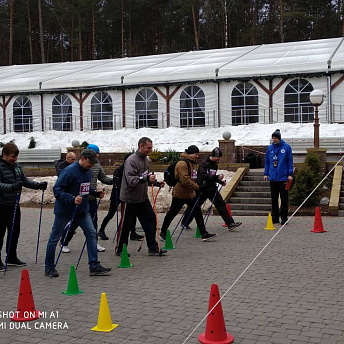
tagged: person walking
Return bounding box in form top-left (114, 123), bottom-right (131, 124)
top-left (45, 149), bottom-right (111, 277)
top-left (0, 142), bottom-right (47, 270)
top-left (183, 147), bottom-right (242, 230)
top-left (116, 137), bottom-right (167, 256)
top-left (160, 145), bottom-right (216, 242)
top-left (55, 152), bottom-right (77, 176)
top-left (60, 144), bottom-right (110, 253)
top-left (264, 129), bottom-right (293, 225)
top-left (98, 153), bottom-right (143, 241)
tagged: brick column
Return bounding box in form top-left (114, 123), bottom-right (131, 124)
top-left (218, 139), bottom-right (236, 164)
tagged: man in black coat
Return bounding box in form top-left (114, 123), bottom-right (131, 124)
top-left (0, 142), bottom-right (47, 269)
top-left (183, 147), bottom-right (242, 230)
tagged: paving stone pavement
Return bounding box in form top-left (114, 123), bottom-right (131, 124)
top-left (0, 207), bottom-right (344, 344)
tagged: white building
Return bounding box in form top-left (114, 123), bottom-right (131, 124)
top-left (1, 37), bottom-right (344, 133)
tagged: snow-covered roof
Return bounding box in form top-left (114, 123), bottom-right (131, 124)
top-left (1, 37), bottom-right (344, 94)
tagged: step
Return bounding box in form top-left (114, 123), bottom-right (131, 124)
top-left (239, 181), bottom-right (268, 187)
top-left (230, 209), bottom-right (270, 216)
top-left (230, 197), bottom-right (271, 204)
top-left (339, 204), bottom-right (344, 210)
top-left (230, 203), bottom-right (272, 211)
top-left (242, 175), bottom-right (264, 182)
top-left (338, 210), bottom-right (344, 217)
top-left (231, 191), bottom-right (271, 198)
top-left (235, 186), bottom-right (271, 192)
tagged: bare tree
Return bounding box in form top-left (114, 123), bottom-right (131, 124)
top-left (9, 0), bottom-right (14, 65)
top-left (27, 0), bottom-right (33, 63)
top-left (38, 0), bottom-right (45, 63)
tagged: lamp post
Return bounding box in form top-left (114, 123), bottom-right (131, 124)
top-left (309, 89), bottom-right (325, 148)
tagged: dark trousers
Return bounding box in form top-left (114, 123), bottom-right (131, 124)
top-left (99, 197), bottom-right (136, 235)
top-left (61, 199), bottom-right (98, 246)
top-left (270, 181), bottom-right (289, 222)
top-left (161, 197), bottom-right (206, 236)
top-left (117, 199), bottom-right (158, 253)
top-left (0, 204), bottom-right (21, 261)
top-left (184, 189), bottom-right (234, 227)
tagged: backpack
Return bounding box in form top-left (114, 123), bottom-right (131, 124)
top-left (164, 159), bottom-right (191, 187)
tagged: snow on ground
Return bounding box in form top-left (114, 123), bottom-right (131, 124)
top-left (3, 122), bottom-right (342, 208)
top-left (1, 122), bottom-right (343, 153)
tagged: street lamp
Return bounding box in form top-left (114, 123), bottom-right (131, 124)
top-left (310, 89), bottom-right (325, 148)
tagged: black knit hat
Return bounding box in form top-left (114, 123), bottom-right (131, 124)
top-left (272, 129), bottom-right (281, 140)
top-left (211, 147), bottom-right (223, 157)
top-left (186, 145), bottom-right (200, 154)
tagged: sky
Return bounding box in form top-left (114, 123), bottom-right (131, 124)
top-left (4, 121), bottom-right (342, 209)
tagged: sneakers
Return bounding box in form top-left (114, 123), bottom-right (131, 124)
top-left (115, 250), bottom-right (131, 257)
top-left (89, 265), bottom-right (111, 276)
top-left (228, 222), bottom-right (242, 231)
top-left (7, 258), bottom-right (26, 266)
top-left (148, 248), bottom-right (167, 256)
top-left (98, 231), bottom-right (109, 240)
top-left (281, 219), bottom-right (288, 225)
top-left (45, 268), bottom-right (59, 277)
top-left (130, 232), bottom-right (144, 241)
top-left (59, 243), bottom-right (70, 253)
top-left (202, 233), bottom-right (217, 241)
top-left (0, 261), bottom-right (4, 271)
top-left (181, 224), bottom-right (192, 230)
top-left (97, 243), bottom-right (106, 252)
top-left (159, 232), bottom-right (166, 241)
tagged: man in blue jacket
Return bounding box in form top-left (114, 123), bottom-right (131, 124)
top-left (44, 149), bottom-right (111, 277)
top-left (264, 129), bottom-right (293, 225)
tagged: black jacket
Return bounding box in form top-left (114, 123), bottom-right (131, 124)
top-left (0, 158), bottom-right (40, 206)
top-left (197, 156), bottom-right (224, 193)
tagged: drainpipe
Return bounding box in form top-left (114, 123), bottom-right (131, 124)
top-left (215, 68), bottom-right (220, 127)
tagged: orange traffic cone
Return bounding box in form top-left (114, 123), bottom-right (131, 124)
top-left (198, 284), bottom-right (234, 344)
top-left (222, 204), bottom-right (232, 227)
top-left (311, 207), bottom-right (327, 233)
top-left (11, 269), bottom-right (41, 322)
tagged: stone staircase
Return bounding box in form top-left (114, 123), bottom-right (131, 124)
top-left (338, 175), bottom-right (344, 217)
top-left (229, 169), bottom-right (271, 216)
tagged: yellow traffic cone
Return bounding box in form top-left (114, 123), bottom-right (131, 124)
top-left (265, 213), bottom-right (276, 230)
top-left (91, 293), bottom-right (118, 332)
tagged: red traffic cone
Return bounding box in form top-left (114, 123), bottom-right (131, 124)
top-left (311, 207), bottom-right (327, 233)
top-left (11, 269), bottom-right (40, 322)
top-left (198, 284), bottom-right (234, 344)
top-left (222, 204), bottom-right (232, 227)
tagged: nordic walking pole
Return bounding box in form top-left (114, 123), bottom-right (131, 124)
top-left (35, 190), bottom-right (45, 263)
top-left (171, 209), bottom-right (188, 237)
top-left (204, 185), bottom-right (223, 226)
top-left (176, 192), bottom-right (202, 243)
top-left (151, 182), bottom-right (162, 256)
top-left (54, 204), bottom-right (78, 268)
top-left (76, 189), bottom-right (104, 270)
top-left (112, 185), bottom-right (120, 242)
top-left (4, 192), bottom-right (21, 275)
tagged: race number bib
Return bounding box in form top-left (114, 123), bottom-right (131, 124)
top-left (209, 169), bottom-right (216, 176)
top-left (79, 182), bottom-right (90, 196)
top-left (191, 170), bottom-right (197, 180)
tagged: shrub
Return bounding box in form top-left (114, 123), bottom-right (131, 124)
top-left (28, 137), bottom-right (36, 149)
top-left (290, 152), bottom-right (322, 206)
top-left (163, 149), bottom-right (180, 163)
top-left (149, 149), bottom-right (163, 162)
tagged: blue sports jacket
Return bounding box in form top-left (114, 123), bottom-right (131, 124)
top-left (53, 161), bottom-right (97, 218)
top-left (264, 139), bottom-right (293, 182)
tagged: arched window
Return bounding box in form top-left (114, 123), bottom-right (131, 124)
top-left (231, 82), bottom-right (258, 125)
top-left (135, 89), bottom-right (158, 128)
top-left (284, 79), bottom-right (314, 123)
top-left (52, 94), bottom-right (72, 131)
top-left (13, 96), bottom-right (33, 132)
top-left (180, 86), bottom-right (205, 128)
top-left (91, 92), bottom-right (113, 130)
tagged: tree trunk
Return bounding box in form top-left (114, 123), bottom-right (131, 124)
top-left (92, 7), bottom-right (96, 59)
top-left (60, 31), bottom-right (64, 62)
top-left (121, 0), bottom-right (124, 57)
top-left (78, 11), bottom-right (82, 60)
top-left (280, 0), bottom-right (284, 42)
top-left (9, 0), bottom-right (14, 65)
top-left (71, 18), bottom-right (74, 61)
top-left (192, 5), bottom-right (199, 50)
top-left (38, 0), bottom-right (45, 63)
top-left (26, 0), bottom-right (33, 63)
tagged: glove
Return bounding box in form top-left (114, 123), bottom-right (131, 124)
top-left (12, 181), bottom-right (24, 191)
top-left (38, 181), bottom-right (48, 190)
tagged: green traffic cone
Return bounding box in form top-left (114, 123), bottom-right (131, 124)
top-left (117, 244), bottom-right (133, 268)
top-left (62, 265), bottom-right (84, 296)
top-left (194, 226), bottom-right (202, 238)
top-left (163, 230), bottom-right (175, 250)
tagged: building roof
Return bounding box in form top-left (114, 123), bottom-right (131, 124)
top-left (1, 37), bottom-right (344, 94)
